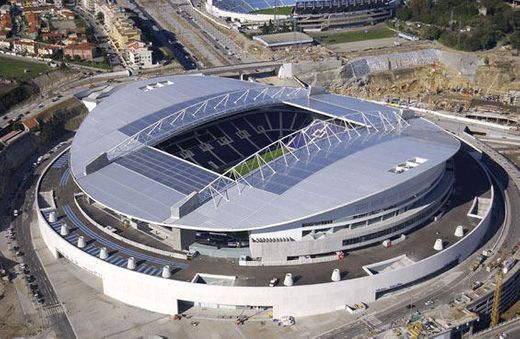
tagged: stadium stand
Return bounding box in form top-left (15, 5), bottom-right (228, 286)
top-left (212, 0), bottom-right (297, 14)
top-left (156, 109), bottom-right (314, 172)
top-left (294, 0), bottom-right (391, 15)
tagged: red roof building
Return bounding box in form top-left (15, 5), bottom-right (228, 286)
top-left (24, 11), bottom-right (39, 34)
top-left (64, 42), bottom-right (96, 61)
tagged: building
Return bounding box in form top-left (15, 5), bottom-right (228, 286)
top-left (22, 117), bottom-right (40, 131)
top-left (95, 2), bottom-right (122, 30)
top-left (64, 42), bottom-right (96, 61)
top-left (0, 39), bottom-right (10, 49)
top-left (110, 17), bottom-right (141, 48)
top-left (24, 11), bottom-right (40, 36)
top-left (126, 40), bottom-right (153, 68)
top-left (253, 32), bottom-right (313, 49)
top-left (13, 38), bottom-right (36, 54)
top-left (34, 75), bottom-right (499, 318)
top-left (36, 42), bottom-right (61, 56)
top-left (0, 12), bottom-right (12, 38)
top-left (207, 0), bottom-right (402, 31)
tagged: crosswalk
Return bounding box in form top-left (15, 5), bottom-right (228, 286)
top-left (42, 303), bottom-right (65, 320)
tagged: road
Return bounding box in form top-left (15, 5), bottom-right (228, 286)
top-left (474, 317), bottom-right (520, 338)
top-left (1, 143), bottom-right (76, 338)
top-left (126, 0), bottom-right (198, 70)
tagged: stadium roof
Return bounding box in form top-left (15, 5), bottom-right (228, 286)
top-left (212, 0), bottom-right (297, 14)
top-left (70, 75), bottom-right (460, 231)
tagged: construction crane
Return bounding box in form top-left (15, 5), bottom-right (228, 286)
top-left (491, 270), bottom-right (503, 327)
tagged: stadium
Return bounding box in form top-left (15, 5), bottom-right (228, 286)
top-left (206, 0), bottom-right (402, 31)
top-left (36, 75), bottom-right (498, 317)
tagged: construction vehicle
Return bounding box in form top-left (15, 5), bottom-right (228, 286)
top-left (407, 322), bottom-right (423, 339)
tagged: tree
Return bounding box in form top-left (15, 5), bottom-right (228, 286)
top-left (511, 31), bottom-right (520, 50)
top-left (421, 25), bottom-right (441, 40)
top-left (96, 12), bottom-right (105, 25)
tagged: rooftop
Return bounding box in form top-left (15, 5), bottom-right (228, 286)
top-left (70, 75), bottom-right (460, 231)
top-left (42, 144), bottom-right (493, 286)
top-left (253, 32), bottom-right (313, 48)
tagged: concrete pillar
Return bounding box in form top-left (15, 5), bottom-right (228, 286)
top-left (127, 257), bottom-right (136, 270)
top-left (455, 225), bottom-right (464, 238)
top-left (434, 238), bottom-right (443, 251)
top-left (77, 236), bottom-right (85, 248)
top-left (283, 273), bottom-right (293, 286)
top-left (331, 269), bottom-right (341, 282)
top-left (99, 247), bottom-right (108, 259)
top-left (162, 265), bottom-right (171, 278)
top-left (60, 223), bottom-right (69, 236)
top-left (49, 211), bottom-right (57, 223)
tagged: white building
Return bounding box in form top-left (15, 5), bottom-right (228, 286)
top-left (127, 40), bottom-right (153, 68)
top-left (0, 39), bottom-right (10, 50)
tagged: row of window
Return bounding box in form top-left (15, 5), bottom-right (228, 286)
top-left (342, 185), bottom-right (451, 247)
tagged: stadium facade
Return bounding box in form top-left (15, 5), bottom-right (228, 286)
top-left (206, 0), bottom-right (402, 31)
top-left (36, 75), bottom-right (497, 317)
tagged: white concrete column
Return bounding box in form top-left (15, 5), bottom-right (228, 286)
top-left (455, 225), bottom-right (464, 238)
top-left (60, 223), bottom-right (69, 236)
top-left (433, 239), bottom-right (443, 251)
top-left (127, 257), bottom-right (136, 270)
top-left (77, 236), bottom-right (86, 248)
top-left (283, 273), bottom-right (293, 286)
top-left (162, 265), bottom-right (171, 278)
top-left (331, 269), bottom-right (341, 282)
top-left (49, 211), bottom-right (57, 223)
top-left (99, 247), bottom-right (108, 259)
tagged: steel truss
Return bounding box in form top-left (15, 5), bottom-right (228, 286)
top-left (102, 86), bottom-right (308, 163)
top-left (199, 110), bottom-right (410, 207)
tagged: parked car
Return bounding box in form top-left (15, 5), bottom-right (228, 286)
top-left (269, 278), bottom-right (279, 287)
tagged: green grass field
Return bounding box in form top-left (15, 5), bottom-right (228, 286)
top-left (0, 56), bottom-right (49, 81)
top-left (317, 26), bottom-right (395, 45)
top-left (232, 147), bottom-right (286, 177)
top-left (252, 6), bottom-right (293, 15)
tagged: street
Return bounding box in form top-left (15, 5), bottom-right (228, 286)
top-left (1, 144), bottom-right (75, 338)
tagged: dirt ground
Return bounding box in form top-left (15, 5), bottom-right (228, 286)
top-left (0, 281), bottom-right (40, 338)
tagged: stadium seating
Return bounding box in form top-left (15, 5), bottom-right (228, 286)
top-left (156, 110), bottom-right (313, 172)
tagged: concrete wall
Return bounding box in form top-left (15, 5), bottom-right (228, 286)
top-left (35, 140), bottom-right (496, 318)
top-left (250, 171), bottom-right (453, 263)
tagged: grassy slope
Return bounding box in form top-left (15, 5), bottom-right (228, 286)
top-left (0, 56), bottom-right (49, 81)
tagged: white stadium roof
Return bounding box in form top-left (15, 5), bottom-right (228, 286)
top-left (70, 75), bottom-right (460, 231)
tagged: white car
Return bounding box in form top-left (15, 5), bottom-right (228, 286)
top-left (276, 316), bottom-right (295, 327)
top-left (269, 278), bottom-right (279, 287)
top-left (13, 209), bottom-right (18, 217)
